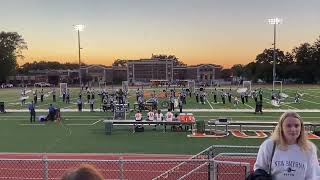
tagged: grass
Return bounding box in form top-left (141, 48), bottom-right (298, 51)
top-left (0, 84), bottom-right (319, 154)
top-left (0, 111), bottom-right (320, 154)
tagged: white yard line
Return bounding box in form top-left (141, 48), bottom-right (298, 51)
top-left (19, 123), bottom-right (45, 126)
top-left (262, 97), bottom-right (298, 110)
top-left (284, 89), bottom-right (320, 98)
top-left (206, 99), bottom-right (214, 110)
top-left (65, 123), bottom-right (91, 126)
top-left (65, 119), bottom-right (102, 126)
top-left (91, 119), bottom-right (102, 125)
top-left (305, 88), bottom-right (320, 91)
top-left (244, 103), bottom-right (254, 109)
top-left (304, 93), bottom-right (320, 98)
top-left (281, 103), bottom-right (298, 110)
top-left (300, 99), bottom-right (320, 105)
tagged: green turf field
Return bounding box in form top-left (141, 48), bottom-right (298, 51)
top-left (1, 84), bottom-right (320, 110)
top-left (0, 85), bottom-right (319, 154)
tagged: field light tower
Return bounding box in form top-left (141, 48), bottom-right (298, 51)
top-left (73, 24), bottom-right (85, 87)
top-left (268, 18), bottom-right (282, 90)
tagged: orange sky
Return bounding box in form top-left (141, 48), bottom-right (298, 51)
top-left (3, 0), bottom-right (319, 68)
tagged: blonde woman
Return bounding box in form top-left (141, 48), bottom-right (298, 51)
top-left (254, 111), bottom-right (319, 180)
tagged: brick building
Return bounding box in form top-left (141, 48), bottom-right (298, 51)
top-left (128, 57), bottom-right (222, 85)
top-left (8, 57), bottom-right (222, 86)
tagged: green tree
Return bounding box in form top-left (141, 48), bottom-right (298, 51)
top-left (220, 69), bottom-right (232, 79)
top-left (18, 61), bottom-right (81, 74)
top-left (112, 59), bottom-right (128, 67)
top-left (253, 48), bottom-right (291, 82)
top-left (231, 64), bottom-right (244, 78)
top-left (0, 31), bottom-right (27, 82)
top-left (311, 36), bottom-right (320, 82)
top-left (243, 62), bottom-right (257, 81)
top-left (292, 43), bottom-right (315, 83)
top-left (255, 48), bottom-right (286, 65)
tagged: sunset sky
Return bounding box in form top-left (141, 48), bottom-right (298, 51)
top-left (1, 0), bottom-right (319, 68)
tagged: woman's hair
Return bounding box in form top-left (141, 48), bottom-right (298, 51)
top-left (61, 164), bottom-right (104, 180)
top-left (271, 111), bottom-right (311, 151)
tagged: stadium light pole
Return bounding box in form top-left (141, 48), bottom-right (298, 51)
top-left (73, 24), bottom-right (85, 88)
top-left (268, 18), bottom-right (282, 90)
top-left (166, 59), bottom-right (168, 81)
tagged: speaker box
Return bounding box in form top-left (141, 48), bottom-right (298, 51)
top-left (218, 118), bottom-right (228, 123)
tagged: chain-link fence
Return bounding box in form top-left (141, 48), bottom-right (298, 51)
top-left (0, 159), bottom-right (212, 180)
top-left (152, 145), bottom-right (260, 180)
top-left (0, 145), bottom-right (262, 180)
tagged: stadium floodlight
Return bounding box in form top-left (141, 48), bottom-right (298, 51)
top-left (268, 18), bottom-right (282, 90)
top-left (268, 17), bottom-right (282, 25)
top-left (73, 24), bottom-right (85, 88)
top-left (74, 24), bottom-right (85, 32)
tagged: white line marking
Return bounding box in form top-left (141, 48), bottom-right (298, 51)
top-left (91, 119), bottom-right (102, 125)
top-left (244, 103), bottom-right (254, 109)
top-left (65, 120), bottom-right (102, 126)
top-left (65, 123), bottom-right (91, 126)
top-left (206, 99), bottom-right (214, 110)
top-left (300, 99), bottom-right (320, 105)
top-left (19, 123), bottom-right (45, 126)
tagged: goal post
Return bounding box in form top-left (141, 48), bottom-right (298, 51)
top-left (99, 81), bottom-right (106, 90)
top-left (122, 81), bottom-right (129, 93)
top-left (187, 80), bottom-right (195, 93)
top-left (242, 81), bottom-right (252, 92)
top-left (59, 83), bottom-right (68, 97)
top-left (272, 81), bottom-right (282, 93)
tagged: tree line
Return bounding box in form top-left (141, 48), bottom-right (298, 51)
top-left (231, 36), bottom-right (320, 83)
top-left (1, 31), bottom-right (320, 83)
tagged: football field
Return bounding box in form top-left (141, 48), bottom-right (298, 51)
top-left (0, 84), bottom-right (319, 154)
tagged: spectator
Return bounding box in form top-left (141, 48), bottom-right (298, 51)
top-left (212, 88), bottom-right (217, 103)
top-left (178, 96), bottom-right (183, 113)
top-left (147, 109), bottom-right (154, 121)
top-left (28, 101), bottom-right (36, 123)
top-left (169, 96), bottom-right (175, 111)
top-left (33, 89), bottom-right (38, 104)
top-left (135, 111), bottom-right (142, 121)
top-left (66, 89), bottom-right (70, 104)
top-left (165, 109), bottom-right (174, 122)
top-left (91, 89), bottom-right (95, 100)
top-left (40, 88), bottom-right (44, 102)
top-left (137, 96), bottom-right (144, 112)
top-left (255, 100), bottom-right (263, 114)
top-left (258, 88), bottom-right (263, 101)
top-left (89, 98), bottom-right (95, 112)
top-left (48, 104), bottom-right (56, 121)
top-left (61, 164), bottom-right (104, 180)
top-left (62, 89), bottom-right (66, 103)
top-left (154, 109), bottom-right (163, 130)
top-left (77, 98), bottom-right (83, 112)
top-left (87, 90), bottom-right (91, 103)
top-left (173, 113), bottom-right (179, 121)
top-left (253, 111), bottom-right (319, 180)
top-left (52, 87), bottom-right (56, 102)
top-left (134, 110), bottom-right (143, 132)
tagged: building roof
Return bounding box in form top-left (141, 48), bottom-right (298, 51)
top-left (82, 64), bottom-right (112, 69)
top-left (188, 64), bottom-right (222, 68)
